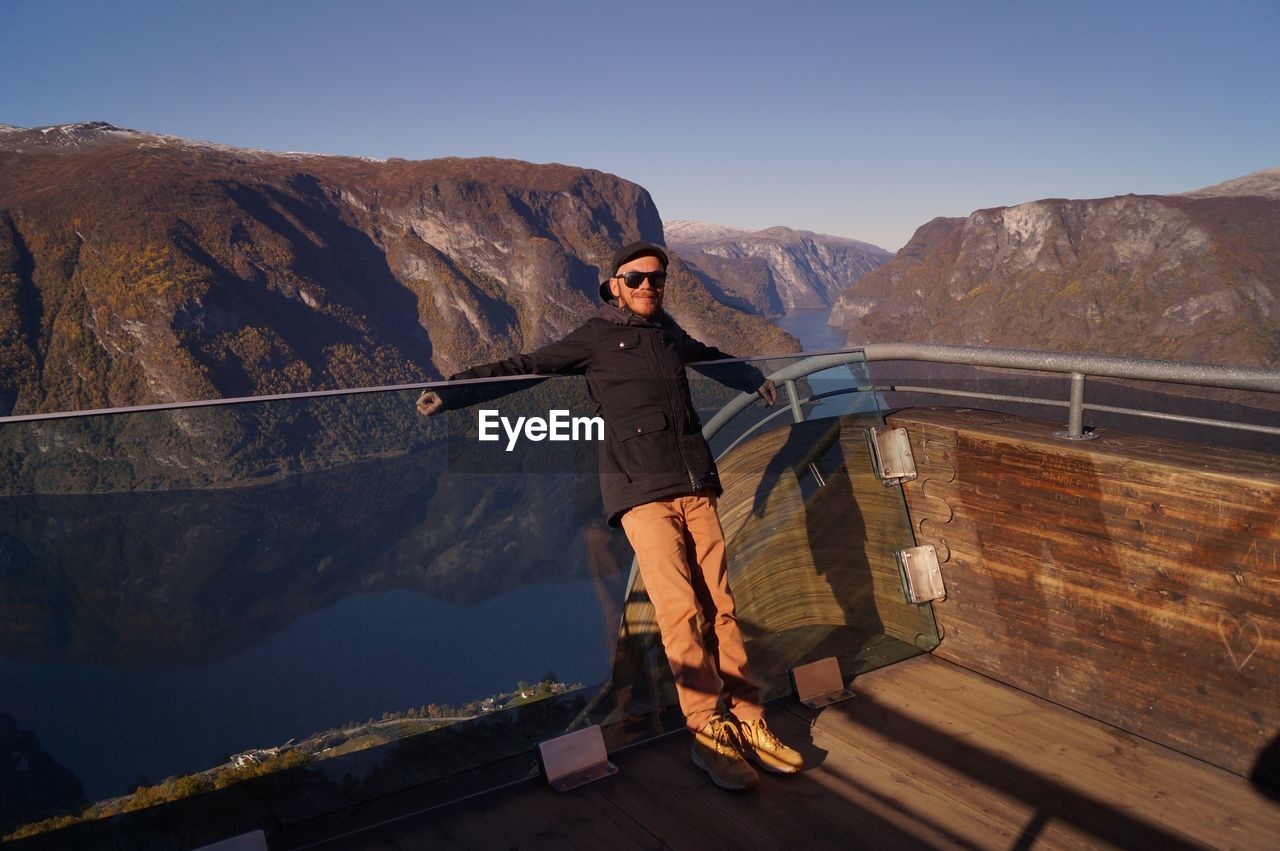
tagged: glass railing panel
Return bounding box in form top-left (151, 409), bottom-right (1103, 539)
top-left (687, 350), bottom-right (875, 460)
top-left (687, 353), bottom-right (939, 691)
top-left (2, 350), bottom-right (938, 847)
top-left (0, 375), bottom-right (643, 845)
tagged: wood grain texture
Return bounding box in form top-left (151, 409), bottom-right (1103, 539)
top-left (888, 406), bottom-right (1280, 779)
top-left (809, 655), bottom-right (1280, 850)
top-left (715, 415), bottom-right (936, 650)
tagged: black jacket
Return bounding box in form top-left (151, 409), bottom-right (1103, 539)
top-left (445, 303), bottom-right (767, 525)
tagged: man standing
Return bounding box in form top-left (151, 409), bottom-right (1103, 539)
top-left (416, 242), bottom-right (803, 789)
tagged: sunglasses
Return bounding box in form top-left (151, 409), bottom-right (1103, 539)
top-left (614, 271), bottom-right (667, 289)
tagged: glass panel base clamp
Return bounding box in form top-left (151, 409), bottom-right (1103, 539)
top-left (790, 656), bottom-right (855, 709)
top-left (537, 724), bottom-right (619, 792)
top-left (194, 830), bottom-right (269, 851)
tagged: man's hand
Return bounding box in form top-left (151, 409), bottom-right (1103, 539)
top-left (756, 379), bottom-right (778, 407)
top-left (415, 390), bottom-right (444, 417)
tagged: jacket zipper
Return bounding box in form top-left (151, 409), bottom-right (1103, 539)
top-left (652, 327), bottom-right (698, 492)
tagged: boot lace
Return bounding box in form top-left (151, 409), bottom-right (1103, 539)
top-left (749, 719), bottom-right (781, 749)
top-left (711, 718), bottom-right (742, 756)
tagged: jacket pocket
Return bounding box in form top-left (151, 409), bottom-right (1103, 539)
top-left (602, 329), bottom-right (650, 377)
top-left (610, 330), bottom-right (642, 352)
top-left (607, 409), bottom-right (674, 480)
top-left (614, 409), bottom-right (668, 441)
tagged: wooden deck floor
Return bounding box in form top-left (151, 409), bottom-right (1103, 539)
top-left (312, 654), bottom-right (1280, 850)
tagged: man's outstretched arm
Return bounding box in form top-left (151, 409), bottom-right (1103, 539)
top-left (416, 324), bottom-right (595, 416)
top-left (678, 332), bottom-right (777, 407)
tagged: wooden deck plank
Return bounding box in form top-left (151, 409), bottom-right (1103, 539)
top-left (321, 776), bottom-right (660, 851)
top-left (815, 654), bottom-right (1279, 850)
top-left (766, 704), bottom-right (1032, 849)
top-left (318, 652), bottom-right (1280, 850)
top-left (600, 724), bottom-right (962, 850)
top-left (592, 740), bottom-right (786, 850)
top-left (773, 680), bottom-right (1188, 851)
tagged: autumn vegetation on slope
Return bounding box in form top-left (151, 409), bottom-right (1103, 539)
top-left (0, 126), bottom-right (797, 416)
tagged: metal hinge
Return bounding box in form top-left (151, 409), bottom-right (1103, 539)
top-left (867, 426), bottom-right (917, 483)
top-left (537, 724), bottom-right (618, 792)
top-left (895, 544), bottom-right (946, 604)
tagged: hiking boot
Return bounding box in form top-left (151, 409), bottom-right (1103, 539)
top-left (737, 717), bottom-right (804, 774)
top-left (691, 716), bottom-right (759, 790)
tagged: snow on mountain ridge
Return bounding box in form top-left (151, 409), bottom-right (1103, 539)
top-left (665, 220), bottom-right (749, 243)
top-left (0, 122), bottom-right (387, 162)
top-left (1179, 167), bottom-right (1280, 199)
top-left (667, 219), bottom-right (885, 252)
top-left (664, 220), bottom-right (891, 310)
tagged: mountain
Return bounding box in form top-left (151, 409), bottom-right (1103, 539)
top-left (0, 122), bottom-right (796, 415)
top-left (666, 220), bottom-right (892, 314)
top-left (830, 168), bottom-right (1280, 368)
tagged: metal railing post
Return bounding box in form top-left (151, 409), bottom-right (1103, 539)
top-left (785, 379), bottom-right (805, 423)
top-left (1057, 371), bottom-right (1097, 440)
top-left (1069, 372), bottom-right (1087, 436)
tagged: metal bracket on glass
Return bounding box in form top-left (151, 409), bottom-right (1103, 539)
top-left (895, 544), bottom-right (946, 604)
top-left (790, 656), bottom-right (855, 708)
top-left (538, 724), bottom-right (618, 792)
top-left (867, 426), bottom-right (918, 483)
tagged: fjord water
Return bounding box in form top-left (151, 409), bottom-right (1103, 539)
top-left (773, 307), bottom-right (847, 351)
top-left (772, 307), bottom-right (876, 416)
top-left (0, 585), bottom-right (606, 800)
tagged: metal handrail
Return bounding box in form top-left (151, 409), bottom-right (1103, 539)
top-left (0, 373), bottom-right (550, 425)
top-left (3, 343), bottom-right (1276, 435)
top-left (718, 384), bottom-right (1280, 458)
top-left (859, 343), bottom-right (1277, 390)
top-left (702, 345), bottom-right (1280, 443)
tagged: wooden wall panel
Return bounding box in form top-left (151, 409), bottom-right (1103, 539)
top-left (887, 407), bottom-right (1280, 778)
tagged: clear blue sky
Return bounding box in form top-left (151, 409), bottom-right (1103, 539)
top-left (2, 0), bottom-right (1277, 251)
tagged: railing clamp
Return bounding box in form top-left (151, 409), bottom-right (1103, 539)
top-left (790, 656), bottom-right (856, 708)
top-left (867, 426), bottom-right (918, 483)
top-left (537, 724), bottom-right (618, 792)
top-left (895, 544), bottom-right (946, 604)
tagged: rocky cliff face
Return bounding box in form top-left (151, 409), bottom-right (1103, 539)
top-left (830, 169), bottom-right (1280, 367)
top-left (666, 220), bottom-right (892, 313)
top-left (0, 123), bottom-right (795, 415)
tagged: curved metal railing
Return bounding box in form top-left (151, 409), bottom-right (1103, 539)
top-left (607, 343), bottom-right (1280, 733)
top-left (702, 344), bottom-right (1280, 448)
top-left (6, 343), bottom-right (1276, 434)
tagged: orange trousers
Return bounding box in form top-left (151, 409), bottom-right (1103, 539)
top-left (621, 493), bottom-right (763, 732)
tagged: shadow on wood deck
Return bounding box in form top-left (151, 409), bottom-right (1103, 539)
top-left (304, 654), bottom-right (1280, 850)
